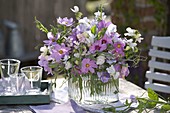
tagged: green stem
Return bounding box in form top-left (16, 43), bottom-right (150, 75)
top-left (137, 98), bottom-right (170, 104)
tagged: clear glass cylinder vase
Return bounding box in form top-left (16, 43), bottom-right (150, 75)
top-left (68, 75), bottom-right (119, 105)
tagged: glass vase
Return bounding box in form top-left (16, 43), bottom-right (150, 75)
top-left (68, 75), bottom-right (119, 105)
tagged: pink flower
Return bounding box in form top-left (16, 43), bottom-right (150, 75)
top-left (113, 41), bottom-right (125, 52)
top-left (81, 58), bottom-right (97, 74)
top-left (120, 66), bottom-right (129, 78)
top-left (100, 35), bottom-right (113, 45)
top-left (50, 44), bottom-right (70, 62)
top-left (89, 40), bottom-right (107, 53)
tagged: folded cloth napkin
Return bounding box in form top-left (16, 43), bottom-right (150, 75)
top-left (30, 99), bottom-right (86, 113)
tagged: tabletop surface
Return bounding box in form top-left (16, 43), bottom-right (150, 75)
top-left (0, 78), bottom-right (162, 113)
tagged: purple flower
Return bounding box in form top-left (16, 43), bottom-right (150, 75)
top-left (81, 58), bottom-right (97, 74)
top-left (89, 40), bottom-right (107, 53)
top-left (43, 32), bottom-right (60, 45)
top-left (114, 64), bottom-right (121, 72)
top-left (57, 17), bottom-right (73, 26)
top-left (113, 41), bottom-right (125, 52)
top-left (71, 66), bottom-right (82, 76)
top-left (114, 50), bottom-right (125, 58)
top-left (97, 72), bottom-right (110, 83)
top-left (120, 66), bottom-right (129, 78)
top-left (50, 44), bottom-right (70, 62)
top-left (130, 95), bottom-right (137, 103)
top-left (38, 56), bottom-right (52, 75)
top-left (100, 35), bottom-right (113, 45)
top-left (97, 20), bottom-right (111, 31)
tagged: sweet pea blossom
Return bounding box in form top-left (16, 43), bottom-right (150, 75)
top-left (65, 61), bottom-right (72, 70)
top-left (106, 65), bottom-right (115, 76)
top-left (124, 27), bottom-right (136, 37)
top-left (120, 65), bottom-right (129, 78)
top-left (70, 6), bottom-right (79, 13)
top-left (105, 23), bottom-right (117, 36)
top-left (38, 55), bottom-right (53, 75)
top-left (81, 58), bottom-right (97, 74)
top-left (40, 46), bottom-right (48, 56)
top-left (74, 53), bottom-right (80, 58)
top-left (94, 11), bottom-right (106, 20)
top-left (97, 72), bottom-right (110, 83)
top-left (126, 39), bottom-right (137, 50)
top-left (57, 17), bottom-right (73, 26)
top-left (130, 95), bottom-right (137, 103)
top-left (106, 65), bottom-right (120, 79)
top-left (96, 55), bottom-right (105, 65)
top-left (136, 36), bottom-right (144, 43)
top-left (97, 20), bottom-right (111, 31)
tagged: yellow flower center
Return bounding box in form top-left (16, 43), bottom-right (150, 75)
top-left (86, 63), bottom-right (90, 68)
top-left (58, 50), bottom-right (63, 54)
top-left (117, 44), bottom-right (121, 48)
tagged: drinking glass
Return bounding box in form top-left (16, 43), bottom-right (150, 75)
top-left (20, 66), bottom-right (42, 94)
top-left (10, 73), bottom-right (25, 95)
top-left (0, 59), bottom-right (20, 95)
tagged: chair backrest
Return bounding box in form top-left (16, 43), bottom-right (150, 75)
top-left (145, 36), bottom-right (170, 93)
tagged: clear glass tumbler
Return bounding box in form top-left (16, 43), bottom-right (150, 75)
top-left (20, 66), bottom-right (42, 94)
top-left (10, 73), bottom-right (25, 95)
top-left (0, 59), bottom-right (20, 95)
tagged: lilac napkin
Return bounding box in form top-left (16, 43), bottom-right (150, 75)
top-left (30, 99), bottom-right (86, 113)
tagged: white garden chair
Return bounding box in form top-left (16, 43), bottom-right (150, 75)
top-left (145, 36), bottom-right (170, 93)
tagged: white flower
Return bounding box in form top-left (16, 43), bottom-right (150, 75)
top-left (136, 37), bottom-right (144, 43)
top-left (79, 17), bottom-right (90, 25)
top-left (106, 65), bottom-right (120, 79)
top-left (96, 55), bottom-right (105, 65)
top-left (106, 24), bottom-right (117, 36)
top-left (94, 11), bottom-right (106, 20)
top-left (126, 39), bottom-right (137, 50)
top-left (47, 32), bottom-right (54, 39)
top-left (86, 31), bottom-right (95, 45)
top-left (73, 41), bottom-right (80, 49)
top-left (63, 55), bottom-right (70, 61)
top-left (106, 65), bottom-right (115, 75)
top-left (40, 46), bottom-right (48, 56)
top-left (65, 61), bottom-right (72, 70)
top-left (74, 53), bottom-right (80, 58)
top-left (70, 6), bottom-right (79, 13)
top-left (124, 27), bottom-right (136, 37)
top-left (114, 72), bottom-right (120, 79)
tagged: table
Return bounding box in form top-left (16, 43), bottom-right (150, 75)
top-left (0, 78), bottom-right (161, 113)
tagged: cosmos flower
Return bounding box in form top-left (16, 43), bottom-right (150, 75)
top-left (81, 58), bottom-right (97, 74)
top-left (57, 17), bottom-right (73, 26)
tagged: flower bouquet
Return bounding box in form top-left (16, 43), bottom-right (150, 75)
top-left (36, 6), bottom-right (144, 104)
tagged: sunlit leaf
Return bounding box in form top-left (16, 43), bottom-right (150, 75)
top-left (91, 25), bottom-right (96, 34)
top-left (161, 104), bottom-right (170, 111)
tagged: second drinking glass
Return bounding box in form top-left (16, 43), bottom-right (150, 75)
top-left (20, 66), bottom-right (42, 94)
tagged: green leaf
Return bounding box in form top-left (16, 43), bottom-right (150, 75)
top-left (75, 12), bottom-right (83, 20)
top-left (103, 107), bottom-right (116, 112)
top-left (35, 17), bottom-right (48, 33)
top-left (49, 63), bottom-right (58, 68)
top-left (125, 46), bottom-right (131, 51)
top-left (147, 88), bottom-right (158, 108)
top-left (134, 47), bottom-right (138, 52)
top-left (148, 88), bottom-right (158, 101)
top-left (91, 25), bottom-right (96, 35)
top-left (161, 104), bottom-right (170, 111)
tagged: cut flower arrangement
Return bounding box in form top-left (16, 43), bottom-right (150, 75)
top-left (36, 6), bottom-right (144, 104)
